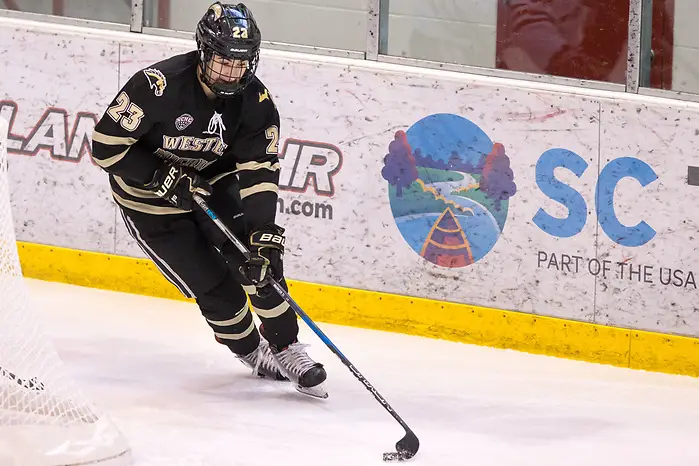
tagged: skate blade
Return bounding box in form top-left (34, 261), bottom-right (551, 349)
top-left (296, 383), bottom-right (328, 399)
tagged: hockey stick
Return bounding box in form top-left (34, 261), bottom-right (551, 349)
top-left (193, 194), bottom-right (419, 462)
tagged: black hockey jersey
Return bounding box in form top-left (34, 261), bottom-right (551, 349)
top-left (91, 51), bottom-right (281, 230)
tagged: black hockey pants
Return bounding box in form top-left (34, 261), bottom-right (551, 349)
top-left (118, 176), bottom-right (299, 356)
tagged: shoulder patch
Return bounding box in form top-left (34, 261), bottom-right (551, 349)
top-left (259, 88), bottom-right (271, 103)
top-left (143, 68), bottom-right (167, 97)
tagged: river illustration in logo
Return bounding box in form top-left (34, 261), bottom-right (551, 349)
top-left (381, 113), bottom-right (517, 268)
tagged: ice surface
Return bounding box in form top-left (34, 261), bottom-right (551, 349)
top-left (26, 279), bottom-right (699, 466)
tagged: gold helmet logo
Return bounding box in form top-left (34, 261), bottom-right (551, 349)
top-left (209, 3), bottom-right (223, 20)
top-left (143, 68), bottom-right (167, 97)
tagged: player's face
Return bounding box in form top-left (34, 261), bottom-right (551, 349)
top-left (206, 55), bottom-right (249, 84)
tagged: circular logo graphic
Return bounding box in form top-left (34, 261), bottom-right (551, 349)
top-left (381, 113), bottom-right (517, 268)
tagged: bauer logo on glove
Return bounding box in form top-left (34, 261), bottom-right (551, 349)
top-left (146, 162), bottom-right (213, 211)
top-left (258, 232), bottom-right (284, 246)
top-left (154, 166), bottom-right (180, 197)
top-left (242, 224), bottom-right (285, 287)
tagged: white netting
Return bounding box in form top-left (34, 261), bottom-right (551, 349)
top-left (0, 118), bottom-right (131, 465)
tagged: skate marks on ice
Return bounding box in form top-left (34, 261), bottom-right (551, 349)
top-left (27, 279), bottom-right (699, 466)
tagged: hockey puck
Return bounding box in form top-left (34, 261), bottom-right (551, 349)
top-left (383, 451), bottom-right (409, 462)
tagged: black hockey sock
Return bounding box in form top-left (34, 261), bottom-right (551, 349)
top-left (259, 323), bottom-right (297, 352)
top-left (196, 269), bottom-right (262, 356)
top-left (215, 330), bottom-right (261, 357)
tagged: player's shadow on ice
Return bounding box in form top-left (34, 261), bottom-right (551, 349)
top-left (56, 336), bottom-right (329, 407)
top-left (193, 376), bottom-right (328, 408)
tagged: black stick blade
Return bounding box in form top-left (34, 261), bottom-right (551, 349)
top-left (383, 430), bottom-right (419, 462)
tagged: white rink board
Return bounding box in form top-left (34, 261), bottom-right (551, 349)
top-left (593, 101), bottom-right (699, 334)
top-left (2, 17), bottom-right (699, 337)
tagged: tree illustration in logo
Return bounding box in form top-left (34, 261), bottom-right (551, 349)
top-left (480, 143), bottom-right (517, 212)
top-left (382, 113), bottom-right (517, 268)
top-left (381, 131), bottom-right (418, 198)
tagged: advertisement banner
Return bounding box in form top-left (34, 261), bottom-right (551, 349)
top-left (3, 18), bottom-right (699, 338)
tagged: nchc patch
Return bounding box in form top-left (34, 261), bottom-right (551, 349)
top-left (143, 68), bottom-right (167, 97)
top-left (175, 113), bottom-right (194, 131)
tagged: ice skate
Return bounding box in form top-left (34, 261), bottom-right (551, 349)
top-left (272, 341), bottom-right (328, 399)
top-left (237, 339), bottom-right (287, 381)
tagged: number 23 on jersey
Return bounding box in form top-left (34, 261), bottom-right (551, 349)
top-left (107, 92), bottom-right (146, 132)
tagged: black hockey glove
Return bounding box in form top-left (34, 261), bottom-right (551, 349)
top-left (241, 224), bottom-right (285, 287)
top-left (146, 163), bottom-right (212, 211)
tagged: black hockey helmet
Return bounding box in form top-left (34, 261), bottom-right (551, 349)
top-left (195, 2), bottom-right (262, 98)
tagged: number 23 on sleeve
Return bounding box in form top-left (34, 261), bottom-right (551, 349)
top-left (106, 91), bottom-right (146, 132)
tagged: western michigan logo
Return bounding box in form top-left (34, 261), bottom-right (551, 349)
top-left (162, 135), bottom-right (228, 157)
top-left (143, 68), bottom-right (167, 97)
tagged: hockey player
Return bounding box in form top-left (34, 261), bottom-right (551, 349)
top-left (90, 2), bottom-right (327, 398)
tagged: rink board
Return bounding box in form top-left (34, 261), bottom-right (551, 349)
top-left (16, 241), bottom-right (699, 377)
top-left (2, 17), bottom-right (699, 376)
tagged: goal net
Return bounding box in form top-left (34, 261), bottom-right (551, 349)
top-left (0, 118), bottom-right (131, 465)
